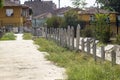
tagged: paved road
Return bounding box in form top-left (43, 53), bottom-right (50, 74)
top-left (0, 34), bottom-right (66, 80)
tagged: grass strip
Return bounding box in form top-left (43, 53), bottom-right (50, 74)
top-left (34, 38), bottom-right (120, 80)
top-left (23, 33), bottom-right (32, 40)
top-left (0, 32), bottom-right (16, 40)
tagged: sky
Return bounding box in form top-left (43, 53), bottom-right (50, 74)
top-left (20, 0), bottom-right (96, 8)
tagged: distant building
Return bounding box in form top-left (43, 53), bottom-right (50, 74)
top-left (77, 7), bottom-right (119, 34)
top-left (24, 0), bottom-right (56, 16)
top-left (0, 0), bottom-right (31, 33)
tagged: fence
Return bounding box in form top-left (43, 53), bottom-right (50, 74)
top-left (39, 25), bottom-right (117, 66)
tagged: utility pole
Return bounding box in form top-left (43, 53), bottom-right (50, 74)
top-left (58, 0), bottom-right (60, 8)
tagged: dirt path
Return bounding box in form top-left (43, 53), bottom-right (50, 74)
top-left (0, 34), bottom-right (66, 80)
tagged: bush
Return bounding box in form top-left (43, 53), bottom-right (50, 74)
top-left (46, 16), bottom-right (66, 28)
top-left (116, 34), bottom-right (120, 44)
top-left (0, 32), bottom-right (16, 40)
top-left (81, 27), bottom-right (93, 37)
top-left (92, 14), bottom-right (111, 43)
top-left (23, 33), bottom-right (32, 40)
top-left (64, 9), bottom-right (86, 28)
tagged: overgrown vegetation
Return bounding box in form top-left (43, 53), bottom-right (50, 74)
top-left (91, 14), bottom-right (111, 43)
top-left (23, 33), bottom-right (32, 40)
top-left (116, 34), bottom-right (120, 45)
top-left (35, 38), bottom-right (120, 80)
top-left (0, 32), bottom-right (16, 40)
top-left (46, 16), bottom-right (66, 28)
top-left (81, 27), bottom-right (93, 37)
top-left (0, 0), bottom-right (4, 8)
top-left (46, 10), bottom-right (86, 29)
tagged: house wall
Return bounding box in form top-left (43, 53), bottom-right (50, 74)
top-left (0, 6), bottom-right (23, 27)
top-left (78, 13), bottom-right (120, 34)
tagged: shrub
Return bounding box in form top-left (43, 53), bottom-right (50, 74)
top-left (23, 33), bottom-right (32, 40)
top-left (0, 32), bottom-right (16, 40)
top-left (46, 16), bottom-right (66, 28)
top-left (81, 27), bottom-right (93, 37)
top-left (92, 14), bottom-right (111, 43)
top-left (116, 34), bottom-right (120, 44)
top-left (64, 9), bottom-right (86, 28)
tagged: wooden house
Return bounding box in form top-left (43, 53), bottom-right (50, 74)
top-left (0, 0), bottom-right (31, 33)
top-left (77, 7), bottom-right (119, 34)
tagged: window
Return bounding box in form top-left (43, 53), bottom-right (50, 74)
top-left (6, 9), bottom-right (14, 16)
top-left (90, 15), bottom-right (95, 21)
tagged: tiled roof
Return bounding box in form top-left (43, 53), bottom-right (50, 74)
top-left (53, 7), bottom-right (71, 15)
top-left (33, 12), bottom-right (52, 19)
top-left (4, 0), bottom-right (28, 8)
top-left (79, 7), bottom-right (117, 14)
top-left (4, 1), bottom-right (21, 6)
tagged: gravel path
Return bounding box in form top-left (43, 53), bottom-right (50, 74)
top-left (0, 34), bottom-right (66, 80)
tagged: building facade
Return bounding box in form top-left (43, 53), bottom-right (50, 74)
top-left (0, 0), bottom-right (31, 33)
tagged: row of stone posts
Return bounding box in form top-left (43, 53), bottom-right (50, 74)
top-left (43, 24), bottom-right (116, 66)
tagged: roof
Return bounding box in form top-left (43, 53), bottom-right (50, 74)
top-left (4, 1), bottom-right (29, 8)
top-left (52, 7), bottom-right (71, 15)
top-left (79, 7), bottom-right (118, 14)
top-left (33, 12), bottom-right (52, 19)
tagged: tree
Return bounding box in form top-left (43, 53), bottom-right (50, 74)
top-left (71, 0), bottom-right (87, 9)
top-left (64, 9), bottom-right (86, 37)
top-left (96, 0), bottom-right (120, 13)
top-left (92, 13), bottom-right (111, 43)
top-left (0, 0), bottom-right (3, 8)
top-left (64, 9), bottom-right (78, 27)
top-left (46, 16), bottom-right (66, 28)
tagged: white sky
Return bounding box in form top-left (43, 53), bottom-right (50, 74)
top-left (20, 0), bottom-right (96, 8)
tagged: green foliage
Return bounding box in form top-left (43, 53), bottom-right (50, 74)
top-left (46, 16), bottom-right (66, 28)
top-left (92, 14), bottom-right (111, 43)
top-left (64, 9), bottom-right (78, 27)
top-left (0, 0), bottom-right (4, 8)
top-left (0, 32), bottom-right (16, 40)
top-left (35, 38), bottom-right (120, 80)
top-left (46, 10), bottom-right (86, 29)
top-left (71, 0), bottom-right (87, 8)
top-left (96, 0), bottom-right (120, 13)
top-left (81, 27), bottom-right (93, 37)
top-left (116, 34), bottom-right (120, 45)
top-left (64, 9), bottom-right (86, 32)
top-left (23, 33), bottom-right (32, 40)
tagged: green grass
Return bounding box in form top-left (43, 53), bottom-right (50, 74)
top-left (0, 32), bottom-right (16, 40)
top-left (23, 33), bottom-right (32, 40)
top-left (34, 38), bottom-right (120, 80)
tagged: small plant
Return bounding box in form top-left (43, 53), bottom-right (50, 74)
top-left (92, 14), bottom-right (111, 43)
top-left (116, 34), bottom-right (120, 44)
top-left (0, 32), bottom-right (16, 40)
top-left (81, 27), bottom-right (93, 37)
top-left (23, 33), bottom-right (32, 40)
top-left (46, 16), bottom-right (66, 28)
